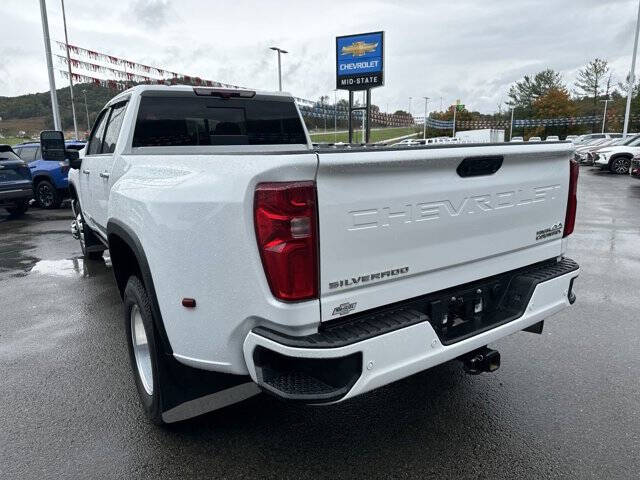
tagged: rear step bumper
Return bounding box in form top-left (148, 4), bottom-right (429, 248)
top-left (243, 258), bottom-right (579, 403)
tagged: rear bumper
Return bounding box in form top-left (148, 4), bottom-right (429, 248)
top-left (0, 187), bottom-right (33, 204)
top-left (243, 258), bottom-right (579, 403)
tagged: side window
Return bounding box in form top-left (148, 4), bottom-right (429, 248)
top-left (20, 147), bottom-right (37, 162)
top-left (102, 102), bottom-right (128, 154)
top-left (35, 147), bottom-right (42, 160)
top-left (13, 147), bottom-right (22, 157)
top-left (87, 109), bottom-right (110, 155)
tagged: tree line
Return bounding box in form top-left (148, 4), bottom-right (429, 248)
top-left (429, 58), bottom-right (640, 139)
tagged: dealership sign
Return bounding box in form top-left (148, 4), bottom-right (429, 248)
top-left (336, 31), bottom-right (384, 90)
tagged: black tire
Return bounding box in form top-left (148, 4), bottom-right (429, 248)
top-left (124, 276), bottom-right (165, 425)
top-left (35, 180), bottom-right (62, 209)
top-left (609, 156), bottom-right (631, 175)
top-left (6, 200), bottom-right (29, 217)
top-left (73, 200), bottom-right (105, 261)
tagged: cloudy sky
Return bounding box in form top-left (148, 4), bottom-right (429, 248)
top-left (1, 0), bottom-right (639, 113)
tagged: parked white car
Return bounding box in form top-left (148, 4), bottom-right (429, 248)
top-left (510, 136), bottom-right (524, 142)
top-left (573, 138), bottom-right (612, 164)
top-left (593, 134), bottom-right (640, 173)
top-left (574, 133), bottom-right (622, 146)
top-left (45, 84), bottom-right (579, 425)
top-left (545, 135), bottom-right (560, 142)
top-left (528, 136), bottom-right (542, 142)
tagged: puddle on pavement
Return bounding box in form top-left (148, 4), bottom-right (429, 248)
top-left (0, 241), bottom-right (39, 278)
top-left (29, 254), bottom-right (111, 278)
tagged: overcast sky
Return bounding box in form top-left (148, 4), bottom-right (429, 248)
top-left (1, 0), bottom-right (639, 114)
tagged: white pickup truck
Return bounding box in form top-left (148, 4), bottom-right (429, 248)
top-left (43, 85), bottom-right (580, 425)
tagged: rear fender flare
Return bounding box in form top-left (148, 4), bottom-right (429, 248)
top-left (106, 219), bottom-right (173, 355)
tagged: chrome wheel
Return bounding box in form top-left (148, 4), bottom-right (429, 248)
top-left (130, 304), bottom-right (153, 395)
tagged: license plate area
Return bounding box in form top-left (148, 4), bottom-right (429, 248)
top-left (425, 278), bottom-right (517, 345)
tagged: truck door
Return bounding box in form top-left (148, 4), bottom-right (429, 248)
top-left (88, 100), bottom-right (128, 232)
top-left (80, 109), bottom-right (110, 228)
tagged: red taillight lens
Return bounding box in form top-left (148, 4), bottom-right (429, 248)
top-left (254, 181), bottom-right (318, 301)
top-left (563, 159), bottom-right (579, 237)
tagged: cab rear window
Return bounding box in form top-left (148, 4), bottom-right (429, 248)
top-left (132, 96), bottom-right (307, 147)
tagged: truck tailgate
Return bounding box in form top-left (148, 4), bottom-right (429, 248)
top-left (316, 143), bottom-right (573, 321)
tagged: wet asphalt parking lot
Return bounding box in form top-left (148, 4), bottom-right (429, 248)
top-left (1, 169), bottom-right (639, 479)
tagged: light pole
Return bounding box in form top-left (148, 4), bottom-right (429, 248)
top-left (408, 96), bottom-right (412, 116)
top-left (38, 0), bottom-right (61, 131)
top-left (452, 105), bottom-right (457, 137)
top-left (600, 98), bottom-right (610, 134)
top-left (61, 0), bottom-right (78, 139)
top-left (269, 46), bottom-right (288, 91)
top-left (623, 0), bottom-right (640, 137)
top-left (509, 107), bottom-right (515, 141)
top-left (82, 90), bottom-right (90, 131)
top-left (423, 97), bottom-right (429, 139)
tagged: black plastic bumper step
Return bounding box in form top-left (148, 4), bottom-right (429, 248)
top-left (253, 257), bottom-right (579, 349)
top-left (253, 308), bottom-right (428, 349)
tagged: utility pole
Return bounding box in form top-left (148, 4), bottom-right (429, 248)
top-left (82, 90), bottom-right (90, 131)
top-left (408, 96), bottom-right (412, 116)
top-left (600, 99), bottom-right (610, 134)
top-left (269, 46), bottom-right (288, 91)
top-left (452, 106), bottom-right (457, 137)
top-left (439, 96), bottom-right (443, 111)
top-left (423, 97), bottom-right (429, 139)
top-left (623, 0), bottom-right (640, 137)
top-left (39, 0), bottom-right (61, 131)
top-left (61, 0), bottom-right (78, 139)
top-left (509, 107), bottom-right (515, 141)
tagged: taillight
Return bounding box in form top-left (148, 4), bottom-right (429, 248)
top-left (254, 181), bottom-right (318, 301)
top-left (563, 159), bottom-right (579, 237)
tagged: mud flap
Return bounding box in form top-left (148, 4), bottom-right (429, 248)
top-left (157, 352), bottom-right (260, 423)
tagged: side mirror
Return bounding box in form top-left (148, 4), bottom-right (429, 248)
top-left (40, 130), bottom-right (67, 161)
top-left (67, 150), bottom-right (82, 169)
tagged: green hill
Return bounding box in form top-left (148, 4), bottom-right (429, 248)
top-left (0, 83), bottom-right (116, 138)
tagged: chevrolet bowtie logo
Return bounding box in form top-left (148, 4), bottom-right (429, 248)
top-left (341, 41), bottom-right (378, 57)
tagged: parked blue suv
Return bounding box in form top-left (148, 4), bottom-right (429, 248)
top-left (13, 140), bottom-right (86, 209)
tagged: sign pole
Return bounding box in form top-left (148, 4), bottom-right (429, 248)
top-left (348, 90), bottom-right (354, 144)
top-left (366, 89), bottom-right (371, 143)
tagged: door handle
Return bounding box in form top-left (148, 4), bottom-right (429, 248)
top-left (82, 169), bottom-right (90, 175)
top-left (99, 172), bottom-right (110, 179)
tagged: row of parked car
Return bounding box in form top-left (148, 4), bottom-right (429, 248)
top-left (572, 133), bottom-right (640, 174)
top-left (510, 135), bottom-right (561, 142)
top-left (0, 140), bottom-right (85, 217)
